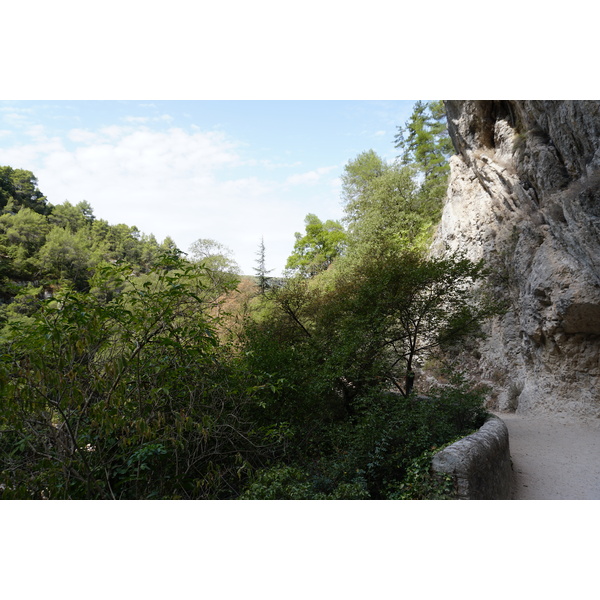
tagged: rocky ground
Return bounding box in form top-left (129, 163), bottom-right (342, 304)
top-left (495, 411), bottom-right (600, 499)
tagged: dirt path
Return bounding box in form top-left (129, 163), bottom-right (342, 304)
top-left (495, 412), bottom-right (600, 500)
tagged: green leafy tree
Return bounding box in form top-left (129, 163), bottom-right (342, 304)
top-left (0, 208), bottom-right (50, 255)
top-left (340, 149), bottom-right (388, 224)
top-left (0, 208), bottom-right (51, 281)
top-left (285, 214), bottom-right (346, 277)
top-left (189, 238), bottom-right (239, 273)
top-left (351, 166), bottom-right (427, 253)
top-left (325, 247), bottom-right (494, 397)
top-left (340, 152), bottom-right (435, 261)
top-left (159, 235), bottom-right (180, 255)
top-left (242, 244), bottom-right (494, 428)
top-left (37, 227), bottom-right (92, 289)
top-left (188, 238), bottom-right (239, 272)
top-left (188, 238), bottom-right (241, 292)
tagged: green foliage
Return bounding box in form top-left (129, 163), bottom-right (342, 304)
top-left (238, 245), bottom-right (493, 496)
top-left (253, 236), bottom-right (273, 293)
top-left (48, 201), bottom-right (95, 232)
top-left (0, 165), bottom-right (174, 321)
top-left (0, 254), bottom-right (270, 499)
top-left (188, 238), bottom-right (240, 275)
top-left (340, 152), bottom-right (435, 259)
top-left (395, 100), bottom-right (454, 219)
top-left (285, 214), bottom-right (347, 277)
top-left (37, 227), bottom-right (92, 287)
top-left (340, 150), bottom-right (388, 215)
top-left (239, 465), bottom-right (320, 500)
top-left (245, 245), bottom-right (494, 411)
top-left (240, 379), bottom-right (487, 500)
top-left (387, 448), bottom-right (456, 500)
top-left (0, 208), bottom-right (50, 256)
top-left (240, 464), bottom-right (370, 500)
top-left (0, 166), bottom-right (50, 215)
top-left (187, 238), bottom-right (241, 296)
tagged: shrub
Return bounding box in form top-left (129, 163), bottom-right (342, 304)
top-left (239, 378), bottom-right (487, 500)
top-left (0, 254), bottom-right (272, 499)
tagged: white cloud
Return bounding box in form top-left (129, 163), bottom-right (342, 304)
top-left (122, 114), bottom-right (174, 124)
top-left (285, 165), bottom-right (338, 186)
top-left (243, 158), bottom-right (303, 170)
top-left (24, 124), bottom-right (47, 139)
top-left (98, 125), bottom-right (129, 140)
top-left (122, 116), bottom-right (150, 124)
top-left (1, 111), bottom-right (30, 126)
top-left (68, 128), bottom-right (101, 144)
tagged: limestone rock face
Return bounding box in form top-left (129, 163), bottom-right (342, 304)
top-left (433, 101), bottom-right (600, 419)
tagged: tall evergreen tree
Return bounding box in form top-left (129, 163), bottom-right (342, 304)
top-left (394, 101), bottom-right (454, 217)
top-left (254, 236), bottom-right (273, 293)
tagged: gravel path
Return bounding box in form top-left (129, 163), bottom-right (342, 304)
top-left (495, 412), bottom-right (600, 500)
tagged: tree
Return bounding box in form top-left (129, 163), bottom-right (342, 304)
top-left (394, 101), bottom-right (454, 217)
top-left (238, 233), bottom-right (496, 500)
top-left (285, 214), bottom-right (346, 277)
top-left (37, 227), bottom-right (92, 289)
top-left (326, 248), bottom-right (493, 397)
top-left (0, 166), bottom-right (50, 215)
top-left (187, 238), bottom-right (241, 296)
top-left (0, 208), bottom-right (50, 253)
top-left (243, 237), bottom-right (495, 423)
top-left (340, 152), bottom-right (433, 260)
top-left (49, 201), bottom-right (95, 232)
top-left (340, 150), bottom-right (388, 224)
top-left (188, 238), bottom-right (240, 274)
top-left (253, 237), bottom-right (273, 294)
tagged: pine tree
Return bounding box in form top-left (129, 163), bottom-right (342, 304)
top-left (253, 236), bottom-right (273, 293)
top-left (394, 101), bottom-right (454, 218)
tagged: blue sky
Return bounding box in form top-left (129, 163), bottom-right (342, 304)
top-left (0, 100), bottom-right (417, 274)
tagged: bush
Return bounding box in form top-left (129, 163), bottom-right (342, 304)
top-left (0, 254), bottom-right (273, 499)
top-left (239, 378), bottom-right (488, 500)
top-left (386, 448), bottom-right (456, 500)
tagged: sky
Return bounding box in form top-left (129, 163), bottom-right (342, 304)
top-left (0, 100), bottom-right (417, 275)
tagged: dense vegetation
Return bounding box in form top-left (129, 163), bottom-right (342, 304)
top-left (0, 102), bottom-right (496, 499)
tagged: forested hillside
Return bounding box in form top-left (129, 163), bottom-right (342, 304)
top-left (0, 165), bottom-right (179, 317)
top-left (0, 102), bottom-right (497, 500)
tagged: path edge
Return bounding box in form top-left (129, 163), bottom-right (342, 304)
top-left (431, 414), bottom-right (513, 500)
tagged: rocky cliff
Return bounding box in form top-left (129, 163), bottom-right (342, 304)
top-left (433, 100), bottom-right (600, 419)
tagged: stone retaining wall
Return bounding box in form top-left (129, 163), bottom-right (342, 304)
top-left (431, 415), bottom-right (513, 499)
